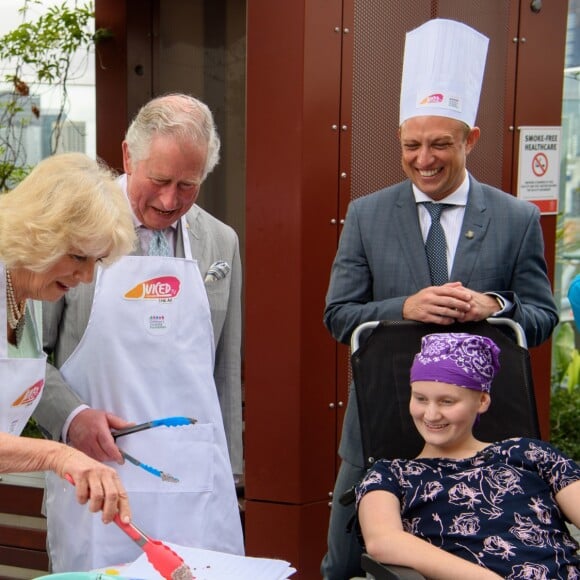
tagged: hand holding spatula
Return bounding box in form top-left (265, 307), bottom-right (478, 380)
top-left (65, 474), bottom-right (193, 580)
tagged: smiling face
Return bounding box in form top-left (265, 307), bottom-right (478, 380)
top-left (399, 116), bottom-right (480, 201)
top-left (410, 380), bottom-right (490, 457)
top-left (12, 253), bottom-right (104, 302)
top-left (123, 134), bottom-right (207, 230)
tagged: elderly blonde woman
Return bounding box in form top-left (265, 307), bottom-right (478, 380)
top-left (0, 152), bottom-right (136, 525)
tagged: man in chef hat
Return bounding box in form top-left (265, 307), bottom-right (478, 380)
top-left (321, 18), bottom-right (558, 580)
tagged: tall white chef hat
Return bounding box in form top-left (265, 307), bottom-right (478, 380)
top-left (399, 18), bottom-right (489, 128)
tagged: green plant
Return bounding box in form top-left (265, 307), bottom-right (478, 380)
top-left (21, 417), bottom-right (43, 438)
top-left (550, 387), bottom-right (580, 461)
top-left (0, 0), bottom-right (109, 190)
top-left (550, 321), bottom-right (580, 461)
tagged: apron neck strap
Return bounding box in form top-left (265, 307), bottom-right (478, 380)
top-left (180, 216), bottom-right (193, 260)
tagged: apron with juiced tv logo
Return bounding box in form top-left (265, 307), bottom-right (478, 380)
top-left (45, 217), bottom-right (243, 571)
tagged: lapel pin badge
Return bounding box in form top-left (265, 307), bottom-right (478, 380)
top-left (465, 230), bottom-right (475, 239)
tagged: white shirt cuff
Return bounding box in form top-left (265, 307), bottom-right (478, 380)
top-left (62, 404), bottom-right (90, 443)
top-left (486, 292), bottom-right (513, 316)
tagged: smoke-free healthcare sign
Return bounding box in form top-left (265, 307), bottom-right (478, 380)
top-left (517, 126), bottom-right (561, 214)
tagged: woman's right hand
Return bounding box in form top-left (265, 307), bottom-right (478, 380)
top-left (53, 444), bottom-right (131, 524)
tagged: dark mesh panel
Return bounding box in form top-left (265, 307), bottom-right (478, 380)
top-left (352, 2), bottom-right (433, 200)
top-left (351, 1), bottom-right (513, 201)
top-left (438, 1), bottom-right (513, 190)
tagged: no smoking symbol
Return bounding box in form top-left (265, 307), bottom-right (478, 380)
top-left (532, 153), bottom-right (548, 177)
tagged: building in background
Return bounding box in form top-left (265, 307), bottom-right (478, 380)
top-left (0, 91), bottom-right (86, 170)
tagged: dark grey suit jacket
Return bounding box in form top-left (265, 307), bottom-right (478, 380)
top-left (324, 175), bottom-right (558, 466)
top-left (35, 204), bottom-right (243, 474)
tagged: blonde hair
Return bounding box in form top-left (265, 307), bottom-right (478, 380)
top-left (0, 152), bottom-right (136, 272)
top-left (124, 93), bottom-right (220, 182)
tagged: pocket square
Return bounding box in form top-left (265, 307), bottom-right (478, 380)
top-left (204, 260), bottom-right (231, 283)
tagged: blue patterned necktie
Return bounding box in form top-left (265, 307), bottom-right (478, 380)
top-left (423, 202), bottom-right (451, 285)
top-left (148, 229), bottom-right (171, 257)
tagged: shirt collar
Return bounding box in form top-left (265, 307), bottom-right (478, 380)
top-left (412, 171), bottom-right (470, 206)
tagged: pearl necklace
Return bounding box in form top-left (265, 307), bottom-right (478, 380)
top-left (5, 269), bottom-right (26, 330)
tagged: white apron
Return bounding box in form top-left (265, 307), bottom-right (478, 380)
top-left (45, 219), bottom-right (244, 571)
top-left (0, 263), bottom-right (46, 435)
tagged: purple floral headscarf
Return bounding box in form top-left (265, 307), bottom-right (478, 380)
top-left (409, 333), bottom-right (501, 393)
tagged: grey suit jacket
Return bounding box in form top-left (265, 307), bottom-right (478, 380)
top-left (324, 175), bottom-right (558, 466)
top-left (35, 204), bottom-right (244, 474)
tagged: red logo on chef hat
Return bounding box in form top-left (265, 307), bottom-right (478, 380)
top-left (12, 379), bottom-right (44, 407)
top-left (124, 276), bottom-right (181, 300)
top-left (420, 93), bottom-right (444, 105)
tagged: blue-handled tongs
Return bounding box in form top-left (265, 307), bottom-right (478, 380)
top-left (112, 416), bottom-right (197, 483)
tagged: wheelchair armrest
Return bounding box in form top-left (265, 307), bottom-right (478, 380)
top-left (361, 553), bottom-right (426, 580)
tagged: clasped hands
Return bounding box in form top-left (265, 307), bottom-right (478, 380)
top-left (402, 281), bottom-right (501, 325)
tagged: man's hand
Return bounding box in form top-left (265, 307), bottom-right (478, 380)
top-left (461, 290), bottom-right (502, 322)
top-left (403, 282), bottom-right (501, 324)
top-left (68, 409), bottom-right (134, 464)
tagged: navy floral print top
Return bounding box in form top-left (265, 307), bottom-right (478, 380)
top-left (355, 438), bottom-right (580, 579)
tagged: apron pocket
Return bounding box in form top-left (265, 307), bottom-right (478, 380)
top-left (114, 422), bottom-right (216, 493)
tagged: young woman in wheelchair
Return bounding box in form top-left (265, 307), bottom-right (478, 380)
top-left (356, 333), bottom-right (580, 580)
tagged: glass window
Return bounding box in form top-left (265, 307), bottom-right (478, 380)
top-left (157, 0), bottom-right (246, 252)
top-left (0, 0), bottom-right (96, 179)
top-left (557, 1), bottom-right (580, 324)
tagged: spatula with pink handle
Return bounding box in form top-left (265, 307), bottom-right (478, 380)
top-left (113, 514), bottom-right (193, 580)
top-left (65, 474), bottom-right (193, 580)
